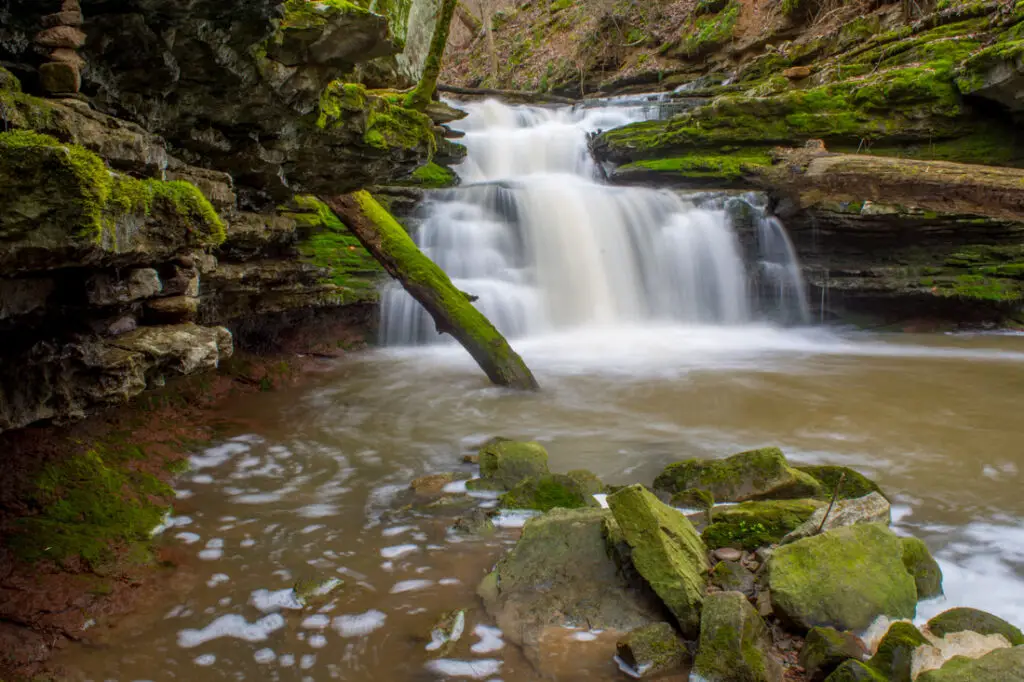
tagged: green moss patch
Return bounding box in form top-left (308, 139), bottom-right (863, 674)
top-left (318, 81), bottom-right (436, 155)
top-left (674, 1), bottom-right (740, 57)
top-left (401, 161), bottom-right (458, 188)
top-left (702, 499), bottom-right (824, 550)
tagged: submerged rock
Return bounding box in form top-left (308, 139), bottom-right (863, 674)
top-left (900, 537), bottom-right (943, 600)
top-left (703, 499), bottom-right (824, 550)
top-left (451, 508), bottom-right (495, 536)
top-left (767, 523), bottom-right (917, 632)
top-left (782, 493), bottom-right (890, 544)
top-left (653, 447), bottom-right (823, 503)
top-left (915, 646), bottom-right (1024, 682)
top-left (293, 577), bottom-right (343, 609)
top-left (926, 608), bottom-right (1024, 647)
top-left (799, 626), bottom-right (869, 682)
top-left (615, 622), bottom-right (689, 678)
top-left (607, 484), bottom-right (709, 638)
top-left (478, 507), bottom-right (663, 665)
top-left (693, 591), bottom-right (783, 682)
top-left (410, 472), bottom-right (464, 495)
top-left (425, 609), bottom-right (467, 656)
top-left (474, 438), bottom-right (550, 490)
top-left (868, 621), bottom-right (929, 682)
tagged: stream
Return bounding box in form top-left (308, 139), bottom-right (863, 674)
top-left (55, 99), bottom-right (1024, 681)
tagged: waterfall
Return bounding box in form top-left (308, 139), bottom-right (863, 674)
top-left (380, 99), bottom-right (808, 346)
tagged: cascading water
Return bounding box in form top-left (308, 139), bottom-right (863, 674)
top-left (380, 99), bottom-right (808, 346)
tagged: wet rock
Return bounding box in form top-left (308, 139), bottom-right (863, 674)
top-left (703, 499), bottom-right (824, 550)
top-left (293, 576), bottom-right (343, 609)
top-left (901, 537), bottom-right (943, 599)
top-left (794, 466), bottom-right (886, 502)
top-left (615, 622), bottom-right (689, 678)
top-left (915, 646), bottom-right (1024, 682)
top-left (146, 296), bottom-right (200, 323)
top-left (710, 560), bottom-right (755, 597)
top-left (926, 608), bottom-right (1024, 646)
top-left (782, 493), bottom-right (891, 544)
top-left (653, 447), bottom-right (823, 503)
top-left (693, 591), bottom-right (783, 682)
top-left (425, 609), bottom-right (466, 656)
top-left (159, 264), bottom-right (200, 298)
top-left (767, 524), bottom-right (917, 632)
top-left (0, 278), bottom-right (54, 320)
top-left (868, 621), bottom-right (929, 682)
top-left (474, 438), bottom-right (550, 490)
top-left (410, 472), bottom-right (461, 495)
top-left (607, 484), bottom-right (708, 637)
top-left (478, 507), bottom-right (664, 666)
top-left (799, 626), bottom-right (869, 682)
top-left (671, 487), bottom-right (715, 512)
top-left (451, 508), bottom-right (495, 536)
top-left (824, 659), bottom-right (887, 681)
top-left (500, 473), bottom-right (599, 511)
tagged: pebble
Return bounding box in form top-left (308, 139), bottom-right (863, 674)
top-left (712, 547), bottom-right (743, 562)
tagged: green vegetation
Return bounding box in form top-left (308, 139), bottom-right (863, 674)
top-left (869, 622), bottom-right (930, 682)
top-left (405, 0), bottom-right (457, 110)
top-left (795, 464), bottom-right (887, 500)
top-left (675, 1), bottom-right (740, 57)
top-left (500, 473), bottom-right (594, 511)
top-left (701, 499), bottom-right (823, 550)
top-left (285, 195), bottom-right (382, 294)
top-left (318, 81), bottom-right (436, 154)
top-left (280, 0), bottom-right (369, 30)
top-left (927, 607), bottom-right (1024, 646)
top-left (618, 151), bottom-right (773, 183)
top-left (403, 161), bottom-right (457, 188)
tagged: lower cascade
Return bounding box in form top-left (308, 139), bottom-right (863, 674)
top-left (380, 99), bottom-right (810, 346)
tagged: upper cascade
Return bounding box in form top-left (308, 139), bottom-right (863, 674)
top-left (380, 98), bottom-right (809, 346)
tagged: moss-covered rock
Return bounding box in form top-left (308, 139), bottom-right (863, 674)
top-left (398, 161), bottom-right (458, 188)
top-left (653, 448), bottom-right (824, 503)
top-left (478, 507), bottom-right (664, 664)
top-left (451, 508), bottom-right (495, 536)
top-left (710, 559), bottom-right (756, 597)
top-left (782, 493), bottom-right (891, 544)
top-left (824, 659), bottom-right (888, 682)
top-left (915, 646), bottom-right (1024, 682)
top-left (901, 537), bottom-right (944, 599)
top-left (767, 523), bottom-right (918, 632)
top-left (500, 473), bottom-right (598, 511)
top-left (693, 590), bottom-right (783, 682)
top-left (794, 466), bottom-right (887, 501)
top-left (293, 576), bottom-right (344, 609)
top-left (476, 438), bottom-right (550, 489)
top-left (868, 621), bottom-right (929, 682)
top-left (607, 484), bottom-right (709, 637)
top-left (799, 627), bottom-right (869, 682)
top-left (671, 487), bottom-right (715, 510)
top-left (926, 607), bottom-right (1024, 646)
top-left (425, 608), bottom-right (467, 655)
top-left (615, 622), bottom-right (689, 677)
top-left (610, 151), bottom-right (774, 188)
top-left (702, 499), bottom-right (824, 550)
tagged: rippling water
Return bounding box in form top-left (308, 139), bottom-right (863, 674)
top-left (57, 326), bottom-right (1024, 680)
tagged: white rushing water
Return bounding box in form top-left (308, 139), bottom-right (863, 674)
top-left (380, 99), bottom-right (809, 345)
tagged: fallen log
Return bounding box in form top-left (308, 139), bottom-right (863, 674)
top-left (438, 84), bottom-right (578, 106)
top-left (321, 191), bottom-right (540, 391)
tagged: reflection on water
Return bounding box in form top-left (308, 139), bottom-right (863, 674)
top-left (57, 326), bottom-right (1024, 680)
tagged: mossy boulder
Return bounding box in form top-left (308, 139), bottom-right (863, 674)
top-left (451, 508), bottom-right (495, 536)
top-left (799, 626), bottom-right (869, 682)
top-left (607, 484), bottom-right (710, 638)
top-left (615, 622), bottom-right (689, 678)
top-left (710, 560), bottom-right (756, 597)
top-left (926, 607), bottom-right (1024, 646)
top-left (293, 576), bottom-right (344, 609)
top-left (702, 499), bottom-right (824, 550)
top-left (671, 487), bottom-right (715, 510)
top-left (901, 537), bottom-right (943, 599)
top-left (767, 523), bottom-right (918, 632)
top-left (782, 493), bottom-right (890, 544)
top-left (824, 659), bottom-right (887, 682)
top-left (499, 473), bottom-right (598, 511)
top-left (693, 591), bottom-right (783, 682)
top-left (425, 608), bottom-right (467, 655)
top-left (653, 448), bottom-right (824, 503)
top-left (794, 466), bottom-right (887, 501)
top-left (566, 469), bottom-right (605, 497)
top-left (868, 621), bottom-right (929, 682)
top-left (916, 646), bottom-right (1024, 682)
top-left (473, 438), bottom-right (549, 490)
top-left (478, 507), bottom-right (664, 665)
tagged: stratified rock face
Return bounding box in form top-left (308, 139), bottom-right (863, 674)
top-left (957, 41), bottom-right (1024, 114)
top-left (478, 507), bottom-right (665, 666)
top-left (693, 591), bottom-right (783, 682)
top-left (653, 447), bottom-right (823, 503)
top-left (607, 484), bottom-right (709, 637)
top-left (767, 523), bottom-right (918, 632)
top-left (915, 646), bottom-right (1024, 682)
top-left (926, 608), bottom-right (1024, 647)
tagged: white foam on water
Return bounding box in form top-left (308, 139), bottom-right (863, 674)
top-left (308, 634), bottom-right (327, 648)
top-left (471, 625), bottom-right (505, 653)
top-left (593, 493), bottom-right (609, 509)
top-left (390, 579), bottom-right (434, 594)
top-left (178, 613), bottom-right (286, 648)
top-left (301, 614), bottom-right (330, 629)
top-left (190, 441), bottom-right (250, 470)
top-left (380, 544), bottom-right (419, 559)
top-left (250, 588), bottom-right (303, 613)
top-left (492, 509), bottom-right (539, 528)
top-left (425, 659), bottom-right (502, 679)
top-left (443, 480), bottom-right (469, 493)
top-left (198, 538), bottom-right (224, 561)
top-left (332, 610), bottom-right (387, 638)
top-left (206, 573), bottom-right (229, 588)
top-left (253, 648), bottom-right (276, 664)
top-left (382, 525), bottom-right (413, 537)
top-left (193, 654), bottom-right (216, 667)
top-left (176, 532), bottom-right (201, 545)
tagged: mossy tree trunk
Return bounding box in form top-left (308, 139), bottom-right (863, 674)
top-left (405, 0), bottom-right (458, 111)
top-left (455, 0), bottom-right (482, 36)
top-left (320, 191), bottom-right (540, 391)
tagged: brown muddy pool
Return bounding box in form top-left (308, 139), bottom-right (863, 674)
top-left (55, 325), bottom-right (1024, 681)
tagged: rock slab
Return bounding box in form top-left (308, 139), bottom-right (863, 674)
top-left (693, 591), bottom-right (783, 682)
